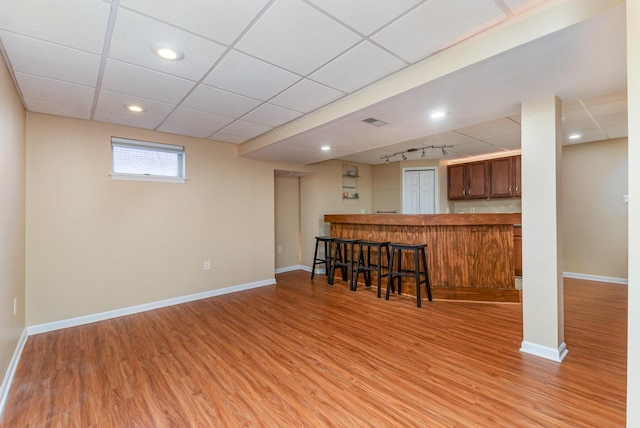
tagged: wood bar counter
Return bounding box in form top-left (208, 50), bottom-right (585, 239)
top-left (324, 213), bottom-right (522, 303)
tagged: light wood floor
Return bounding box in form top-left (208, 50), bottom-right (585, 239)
top-left (1, 271), bottom-right (627, 427)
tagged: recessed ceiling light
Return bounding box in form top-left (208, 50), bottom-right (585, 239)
top-left (321, 146), bottom-right (331, 151)
top-left (151, 44), bottom-right (185, 61)
top-left (430, 110), bottom-right (447, 119)
top-left (568, 133), bottom-right (581, 140)
top-left (124, 104), bottom-right (146, 113)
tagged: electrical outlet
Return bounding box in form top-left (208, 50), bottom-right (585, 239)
top-left (277, 246), bottom-right (283, 254)
top-left (204, 260), bottom-right (211, 271)
top-left (470, 207), bottom-right (476, 213)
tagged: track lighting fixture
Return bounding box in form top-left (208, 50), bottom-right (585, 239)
top-left (379, 145), bottom-right (453, 163)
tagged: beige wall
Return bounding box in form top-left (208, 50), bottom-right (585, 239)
top-left (25, 113), bottom-right (279, 326)
top-left (372, 159), bottom-right (445, 214)
top-left (0, 55), bottom-right (26, 383)
top-left (299, 160), bottom-right (372, 269)
top-left (274, 175), bottom-right (300, 270)
top-left (562, 138), bottom-right (628, 279)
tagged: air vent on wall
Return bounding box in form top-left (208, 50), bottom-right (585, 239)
top-left (362, 117), bottom-right (388, 127)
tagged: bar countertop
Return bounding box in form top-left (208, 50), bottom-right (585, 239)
top-left (324, 213), bottom-right (522, 226)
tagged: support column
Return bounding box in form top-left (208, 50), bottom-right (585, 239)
top-left (520, 95), bottom-right (567, 362)
top-left (627, 1), bottom-right (639, 424)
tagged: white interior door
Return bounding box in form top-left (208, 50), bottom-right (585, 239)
top-left (403, 169), bottom-right (436, 214)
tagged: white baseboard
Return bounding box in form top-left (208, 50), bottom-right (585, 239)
top-left (563, 272), bottom-right (627, 285)
top-left (0, 328), bottom-right (28, 417)
top-left (520, 340), bottom-right (568, 362)
top-left (27, 278), bottom-right (276, 336)
top-left (275, 265), bottom-right (304, 274)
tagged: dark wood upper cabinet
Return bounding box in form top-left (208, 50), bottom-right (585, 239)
top-left (489, 156), bottom-right (521, 199)
top-left (447, 161), bottom-right (489, 200)
top-left (448, 155), bottom-right (521, 200)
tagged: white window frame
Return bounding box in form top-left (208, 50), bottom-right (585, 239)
top-left (110, 137), bottom-right (186, 183)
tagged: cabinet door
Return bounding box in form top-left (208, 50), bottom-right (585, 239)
top-left (447, 164), bottom-right (466, 199)
top-left (489, 157), bottom-right (513, 198)
top-left (466, 161), bottom-right (489, 199)
top-left (513, 155), bottom-right (521, 197)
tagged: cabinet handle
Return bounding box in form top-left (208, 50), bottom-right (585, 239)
top-left (463, 189), bottom-right (466, 196)
top-left (508, 185), bottom-right (512, 194)
top-left (515, 185), bottom-right (519, 193)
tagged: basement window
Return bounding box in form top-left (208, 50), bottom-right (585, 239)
top-left (110, 137), bottom-right (186, 183)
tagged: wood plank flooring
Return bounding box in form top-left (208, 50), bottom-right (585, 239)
top-left (1, 272), bottom-right (627, 427)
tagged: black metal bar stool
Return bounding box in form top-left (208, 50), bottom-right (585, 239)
top-left (354, 241), bottom-right (390, 296)
top-left (386, 243), bottom-right (432, 307)
top-left (328, 238), bottom-right (360, 289)
top-left (311, 236), bottom-right (334, 279)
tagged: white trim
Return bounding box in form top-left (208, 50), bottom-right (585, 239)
top-left (27, 278), bottom-right (275, 336)
top-left (563, 272), bottom-right (628, 285)
top-left (275, 265), bottom-right (304, 274)
top-left (0, 328), bottom-right (28, 417)
top-left (110, 173), bottom-right (187, 183)
top-left (520, 340), bottom-right (568, 362)
top-left (111, 137), bottom-right (183, 152)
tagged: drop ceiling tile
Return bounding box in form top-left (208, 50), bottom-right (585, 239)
top-left (456, 117), bottom-right (514, 133)
top-left (101, 59), bottom-right (195, 104)
top-left (241, 103), bottom-right (302, 127)
top-left (0, 31), bottom-right (101, 86)
top-left (24, 98), bottom-right (91, 120)
top-left (308, 0), bottom-right (422, 35)
top-left (372, 0), bottom-right (507, 63)
top-left (156, 123), bottom-right (214, 139)
top-left (219, 120), bottom-right (272, 139)
top-left (310, 41), bottom-right (406, 93)
top-left (561, 107), bottom-right (590, 122)
top-left (108, 9), bottom-right (227, 81)
top-left (163, 107), bottom-right (234, 132)
top-left (182, 84), bottom-right (261, 118)
top-left (120, 0), bottom-right (270, 46)
top-left (203, 50), bottom-right (301, 101)
top-left (604, 125), bottom-right (628, 139)
top-left (462, 122), bottom-right (521, 140)
top-left (209, 133), bottom-right (247, 144)
top-left (236, 0), bottom-right (361, 75)
top-left (563, 128), bottom-right (607, 144)
top-left (583, 90), bottom-right (627, 106)
top-left (15, 72), bottom-right (95, 108)
top-left (451, 142), bottom-right (503, 156)
top-left (483, 134), bottom-right (521, 147)
top-left (95, 89), bottom-right (175, 120)
top-left (588, 99), bottom-right (627, 117)
top-left (0, 0), bottom-right (110, 54)
top-left (501, 0), bottom-right (548, 14)
top-left (94, 110), bottom-right (161, 130)
top-left (596, 113), bottom-right (627, 127)
top-left (270, 79), bottom-right (344, 113)
top-left (563, 119), bottom-right (598, 133)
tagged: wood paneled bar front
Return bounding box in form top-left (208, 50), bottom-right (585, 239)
top-left (324, 213), bottom-right (522, 303)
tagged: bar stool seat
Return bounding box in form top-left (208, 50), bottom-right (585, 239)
top-left (329, 238), bottom-right (360, 289)
top-left (386, 243), bottom-right (432, 307)
top-left (354, 240), bottom-right (390, 297)
top-left (311, 236), bottom-right (334, 280)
